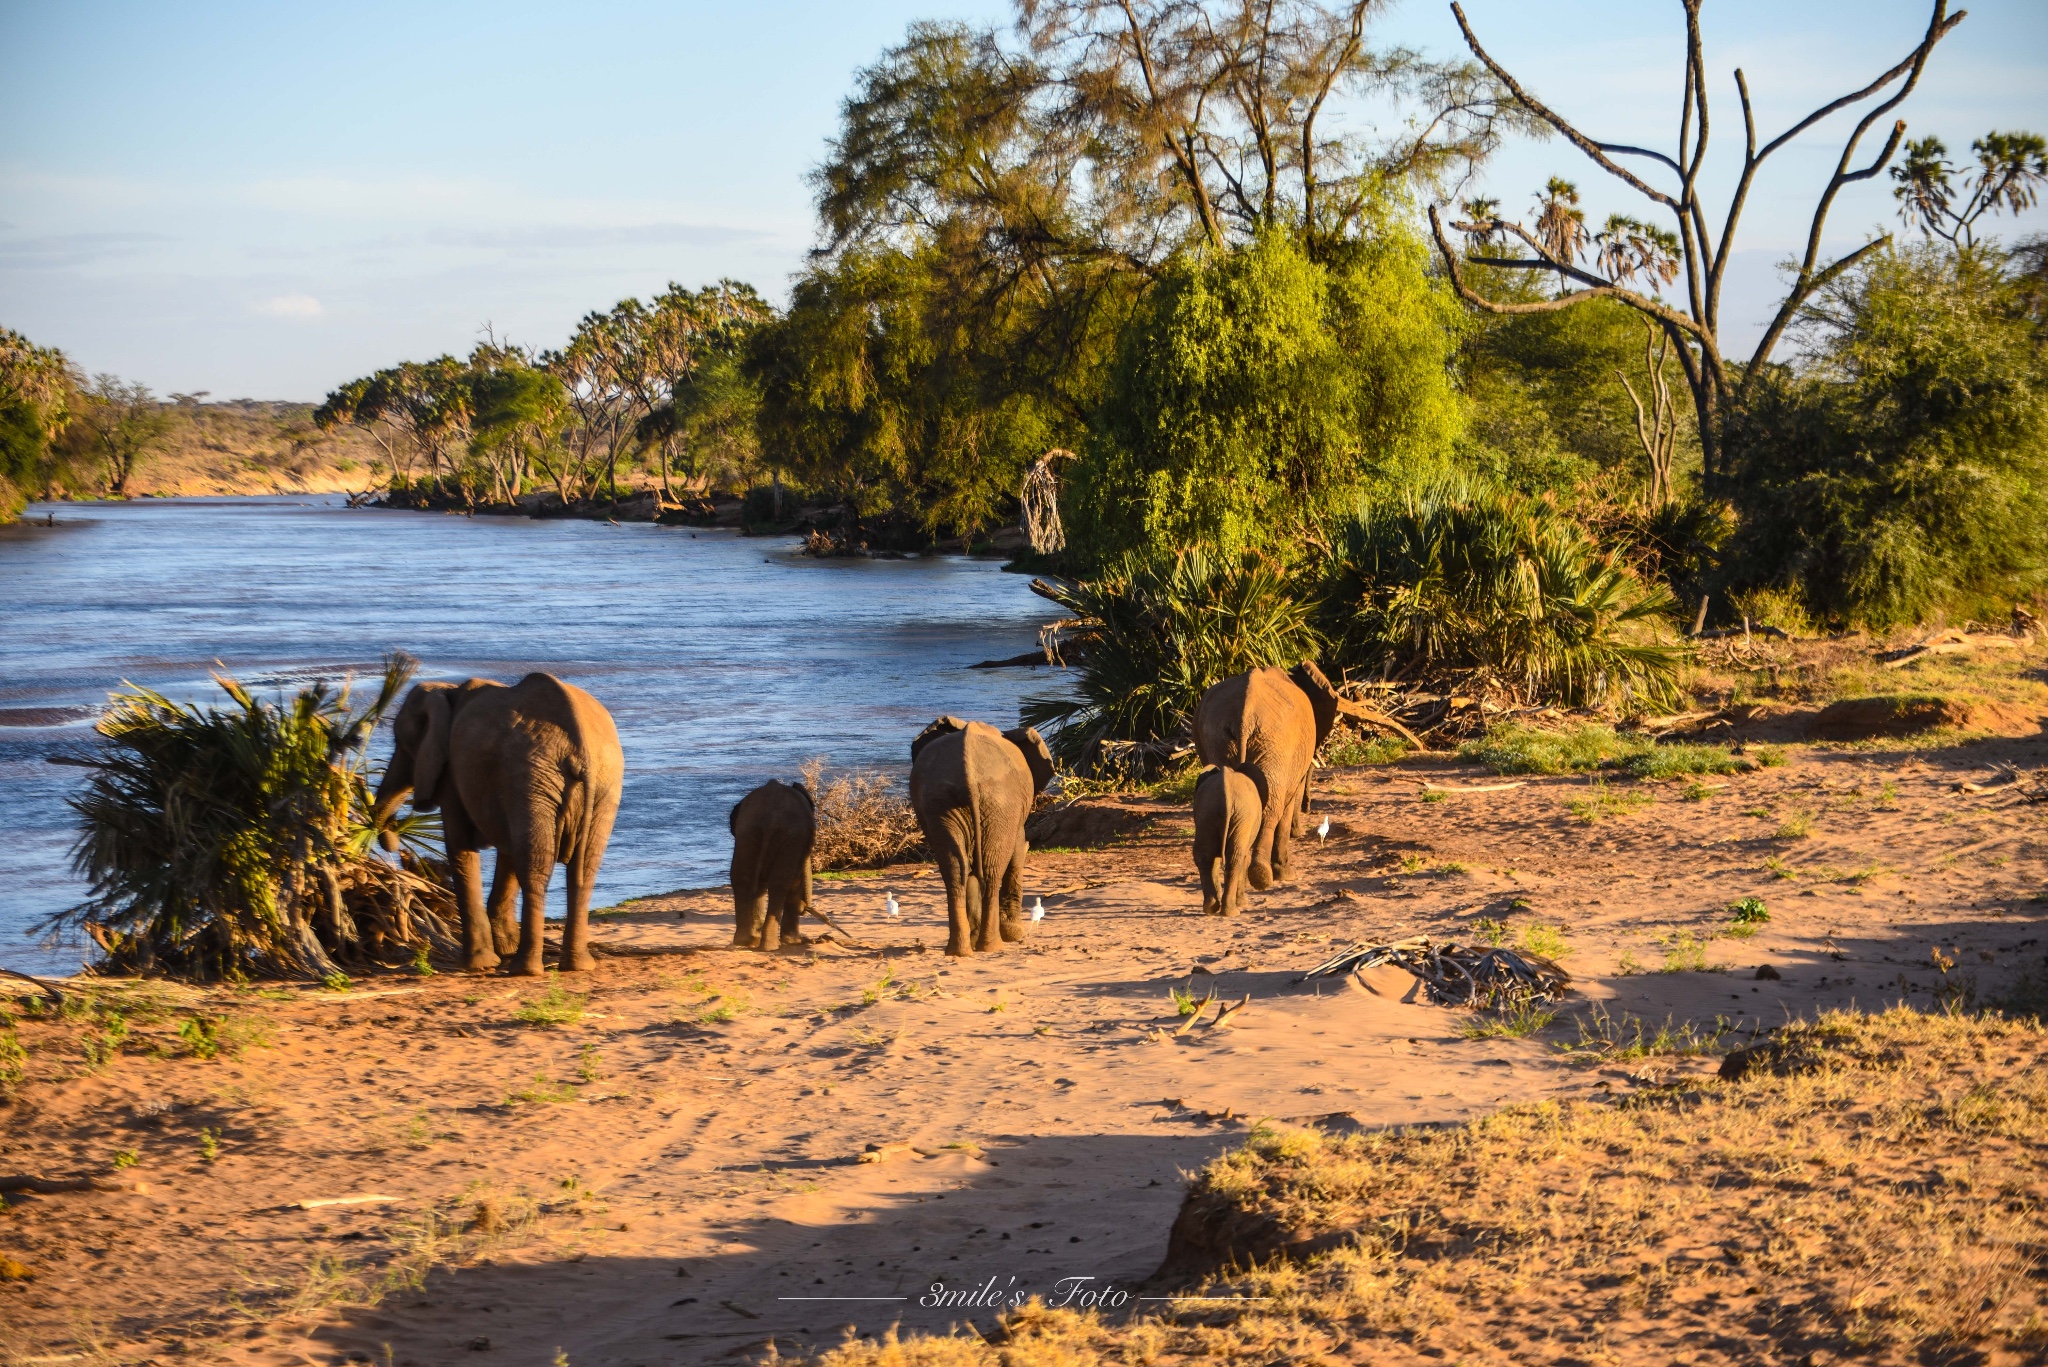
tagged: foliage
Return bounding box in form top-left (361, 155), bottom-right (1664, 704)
top-left (514, 974), bottom-right (587, 1028)
top-left (50, 656), bottom-right (456, 981)
top-left (1074, 224), bottom-right (1469, 562)
top-left (1723, 243), bottom-right (2048, 627)
top-left (1319, 478), bottom-right (1686, 707)
top-left (0, 326), bottom-right (82, 519)
top-left (1021, 546), bottom-right (1319, 766)
top-left (70, 374), bottom-right (176, 497)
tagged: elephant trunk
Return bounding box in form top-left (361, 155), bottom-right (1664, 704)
top-left (370, 762), bottom-right (412, 852)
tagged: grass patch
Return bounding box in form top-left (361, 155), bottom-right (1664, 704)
top-left (1459, 992), bottom-right (1559, 1039)
top-left (506, 1074), bottom-right (577, 1105)
top-left (1322, 732), bottom-right (1410, 767)
top-left (1560, 1003), bottom-right (1737, 1060)
top-left (1724, 896), bottom-right (1771, 939)
top-left (1659, 929), bottom-right (1715, 973)
top-left (1775, 809), bottom-right (1815, 839)
top-left (1566, 781), bottom-right (1653, 824)
top-left (177, 1012), bottom-right (275, 1060)
top-left (800, 1010), bottom-right (2048, 1367)
top-left (514, 973), bottom-right (586, 1027)
top-left (695, 990), bottom-right (754, 1025)
top-left (1169, 984), bottom-right (1206, 1017)
top-left (1461, 723), bottom-right (1742, 780)
top-left (1620, 743), bottom-right (1746, 780)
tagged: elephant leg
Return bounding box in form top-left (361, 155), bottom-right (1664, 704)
top-left (997, 844), bottom-right (1025, 943)
top-left (762, 884), bottom-right (788, 952)
top-left (935, 835), bottom-right (973, 957)
top-left (486, 855), bottom-right (519, 957)
top-left (451, 847), bottom-right (499, 971)
top-left (509, 836), bottom-right (554, 977)
top-left (561, 845), bottom-right (598, 973)
top-left (732, 882), bottom-right (767, 949)
top-left (1247, 786), bottom-right (1282, 891)
top-left (777, 877), bottom-right (804, 947)
top-left (1198, 853), bottom-right (1223, 916)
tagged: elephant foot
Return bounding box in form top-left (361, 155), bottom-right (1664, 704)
top-left (998, 918), bottom-right (1025, 943)
top-left (944, 939), bottom-right (972, 957)
top-left (505, 956), bottom-right (547, 977)
top-left (465, 950), bottom-right (502, 972)
top-left (1247, 867), bottom-right (1274, 891)
top-left (560, 952), bottom-right (596, 972)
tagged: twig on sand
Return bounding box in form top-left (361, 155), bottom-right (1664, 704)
top-left (1419, 780), bottom-right (1528, 795)
top-left (296, 1194), bottom-right (404, 1210)
top-left (1172, 989), bottom-right (1216, 1036)
top-left (1209, 994), bottom-right (1252, 1030)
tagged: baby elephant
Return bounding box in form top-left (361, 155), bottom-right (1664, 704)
top-left (1193, 764), bottom-right (1261, 916)
top-left (729, 779), bottom-right (816, 950)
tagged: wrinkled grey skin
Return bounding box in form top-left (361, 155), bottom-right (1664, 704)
top-left (1191, 662), bottom-right (1339, 890)
top-left (908, 716), bottom-right (1055, 956)
top-left (372, 674), bottom-right (623, 975)
top-left (1193, 764), bottom-right (1261, 916)
top-left (728, 779), bottom-right (816, 951)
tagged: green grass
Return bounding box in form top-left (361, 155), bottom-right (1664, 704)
top-left (111, 1148), bottom-right (138, 1170)
top-left (1566, 781), bottom-right (1653, 824)
top-left (177, 1013), bottom-right (274, 1060)
top-left (1659, 929), bottom-right (1714, 973)
top-left (1461, 723), bottom-right (1744, 781)
top-left (1459, 993), bottom-right (1559, 1039)
top-left (1765, 855), bottom-right (1796, 879)
top-left (1519, 922), bottom-right (1571, 961)
top-left (198, 1127), bottom-right (221, 1161)
top-left (1775, 810), bottom-right (1815, 840)
top-left (1725, 896), bottom-right (1771, 940)
top-left (514, 973), bottom-right (586, 1027)
top-left (1559, 1002), bottom-right (1737, 1059)
top-left (1474, 917), bottom-right (1509, 947)
top-left (1620, 743), bottom-right (1746, 780)
top-left (1169, 984), bottom-right (1207, 1017)
top-left (506, 1074), bottom-right (577, 1105)
top-left (1323, 733), bottom-right (1410, 767)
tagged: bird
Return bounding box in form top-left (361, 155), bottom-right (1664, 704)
top-left (885, 892), bottom-right (900, 919)
top-left (1030, 897), bottom-right (1047, 923)
top-left (1315, 816), bottom-right (1330, 844)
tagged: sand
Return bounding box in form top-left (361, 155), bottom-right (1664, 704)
top-left (3, 728), bottom-right (2045, 1365)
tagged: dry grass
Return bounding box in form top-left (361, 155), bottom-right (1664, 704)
top-left (801, 1008), bottom-right (2048, 1366)
top-left (1686, 629), bottom-right (2048, 712)
top-left (801, 757), bottom-right (925, 870)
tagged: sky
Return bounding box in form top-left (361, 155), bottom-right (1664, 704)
top-left (1, 0), bottom-right (2043, 400)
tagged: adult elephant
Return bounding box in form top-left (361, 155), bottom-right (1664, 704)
top-left (908, 716), bottom-right (1054, 956)
top-left (1191, 662), bottom-right (1339, 891)
top-left (372, 673), bottom-right (623, 975)
top-left (728, 779), bottom-right (815, 951)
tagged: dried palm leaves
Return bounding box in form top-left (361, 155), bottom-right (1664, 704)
top-left (1297, 936), bottom-right (1571, 1006)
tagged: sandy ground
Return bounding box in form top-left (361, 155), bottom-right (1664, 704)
top-left (4, 729), bottom-right (2046, 1365)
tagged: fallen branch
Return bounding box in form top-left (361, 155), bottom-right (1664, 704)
top-left (1209, 994), bottom-right (1252, 1030)
top-left (1419, 781), bottom-right (1528, 795)
top-left (1331, 699), bottom-right (1428, 751)
top-left (297, 1194), bottom-right (404, 1210)
top-left (1297, 936), bottom-right (1570, 1006)
top-left (0, 1174), bottom-right (114, 1195)
top-left (1172, 989), bottom-right (1216, 1037)
top-left (0, 968), bottom-right (67, 1006)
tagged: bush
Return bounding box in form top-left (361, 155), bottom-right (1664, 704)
top-left (1461, 723), bottom-right (1739, 778)
top-left (1021, 546), bottom-right (1320, 767)
top-left (49, 656), bottom-right (456, 981)
top-left (1320, 478), bottom-right (1687, 707)
top-left (1724, 243), bottom-right (2048, 628)
top-left (798, 757), bottom-right (925, 870)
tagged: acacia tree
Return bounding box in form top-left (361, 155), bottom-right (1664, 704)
top-left (544, 314), bottom-right (637, 502)
top-left (1425, 0), bottom-right (1965, 484)
top-left (76, 375), bottom-right (174, 496)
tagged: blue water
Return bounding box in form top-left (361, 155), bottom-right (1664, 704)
top-left (0, 498), bottom-right (1068, 975)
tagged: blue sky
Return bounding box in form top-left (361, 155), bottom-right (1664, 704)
top-left (1, 0), bottom-right (2043, 399)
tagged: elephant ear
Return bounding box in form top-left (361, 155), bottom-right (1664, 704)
top-left (1290, 660), bottom-right (1341, 749)
top-left (790, 782), bottom-right (815, 809)
top-left (1003, 726), bottom-right (1056, 795)
top-left (412, 689), bottom-right (455, 812)
top-left (910, 715), bottom-right (969, 764)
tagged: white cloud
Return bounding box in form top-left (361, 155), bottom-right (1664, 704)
top-left (250, 293), bottom-right (323, 319)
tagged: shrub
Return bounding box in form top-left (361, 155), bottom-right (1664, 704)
top-left (1723, 243), bottom-right (2048, 628)
top-left (1021, 546), bottom-right (1319, 767)
top-left (799, 757), bottom-right (925, 870)
top-left (50, 656), bottom-right (456, 981)
top-left (1319, 478), bottom-right (1686, 707)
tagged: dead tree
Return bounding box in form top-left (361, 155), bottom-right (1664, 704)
top-left (1425, 0), bottom-right (1965, 487)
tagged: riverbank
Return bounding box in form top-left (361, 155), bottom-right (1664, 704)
top-left (4, 728), bottom-right (2046, 1364)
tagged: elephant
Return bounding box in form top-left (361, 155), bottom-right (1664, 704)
top-left (908, 716), bottom-right (1054, 956)
top-left (1191, 662), bottom-right (1339, 891)
top-left (1193, 764), bottom-right (1261, 916)
top-left (728, 779), bottom-right (815, 951)
top-left (372, 673), bottom-right (623, 975)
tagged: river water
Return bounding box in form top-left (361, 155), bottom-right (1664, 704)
top-left (0, 498), bottom-right (1069, 975)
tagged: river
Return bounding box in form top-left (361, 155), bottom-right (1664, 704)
top-left (0, 498), bottom-right (1069, 975)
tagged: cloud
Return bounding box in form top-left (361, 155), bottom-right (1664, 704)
top-left (249, 293), bottom-right (323, 319)
top-left (0, 230), bottom-right (176, 268)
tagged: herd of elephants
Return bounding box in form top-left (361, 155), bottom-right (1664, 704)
top-left (369, 662), bottom-right (1344, 972)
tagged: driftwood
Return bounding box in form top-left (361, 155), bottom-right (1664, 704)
top-left (297, 1194), bottom-right (404, 1210)
top-left (967, 650), bottom-right (1055, 670)
top-left (1419, 781), bottom-right (1528, 795)
top-left (0, 1174), bottom-right (114, 1195)
top-left (1880, 630), bottom-right (2023, 669)
top-left (1209, 994), bottom-right (1252, 1030)
top-left (1297, 936), bottom-right (1571, 1006)
top-left (0, 968), bottom-right (67, 1006)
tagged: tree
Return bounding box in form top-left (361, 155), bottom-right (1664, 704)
top-left (0, 327), bottom-right (80, 520)
top-left (76, 375), bottom-right (174, 496)
top-left (633, 281), bottom-right (773, 496)
top-left (466, 341), bottom-right (565, 505)
top-left (1891, 130), bottom-right (2048, 250)
top-left (1427, 0), bottom-right (1964, 484)
top-left (544, 315), bottom-right (639, 502)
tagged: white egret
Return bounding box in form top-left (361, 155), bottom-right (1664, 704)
top-left (1030, 897), bottom-right (1046, 923)
top-left (885, 892), bottom-right (900, 918)
top-left (1316, 816), bottom-right (1330, 844)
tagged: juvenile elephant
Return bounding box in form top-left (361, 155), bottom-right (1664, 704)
top-left (728, 779), bottom-right (815, 951)
top-left (1192, 662), bottom-right (1339, 890)
top-left (372, 673), bottom-right (623, 975)
top-left (1193, 764), bottom-right (1261, 916)
top-left (908, 716), bottom-right (1054, 956)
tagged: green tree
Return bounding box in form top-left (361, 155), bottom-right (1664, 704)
top-left (465, 342), bottom-right (566, 504)
top-left (1073, 222), bottom-right (1466, 563)
top-left (1724, 243), bottom-right (2048, 627)
top-left (0, 327), bottom-right (80, 520)
top-left (75, 374), bottom-right (174, 496)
